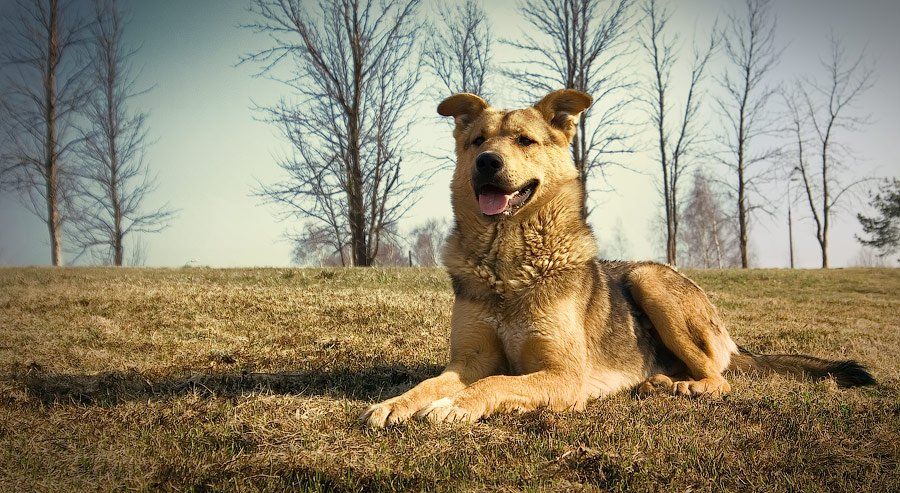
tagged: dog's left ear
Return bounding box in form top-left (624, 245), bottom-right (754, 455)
top-left (534, 89), bottom-right (593, 141)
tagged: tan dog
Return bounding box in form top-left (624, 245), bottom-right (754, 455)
top-left (361, 90), bottom-right (875, 427)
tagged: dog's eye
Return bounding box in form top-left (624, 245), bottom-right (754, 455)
top-left (517, 135), bottom-right (536, 146)
top-left (471, 136), bottom-right (485, 147)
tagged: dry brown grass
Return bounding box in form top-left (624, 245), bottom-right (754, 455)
top-left (0, 267), bottom-right (898, 492)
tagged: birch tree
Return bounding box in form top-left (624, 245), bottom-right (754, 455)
top-left (0, 0), bottom-right (88, 265)
top-left (70, 0), bottom-right (174, 265)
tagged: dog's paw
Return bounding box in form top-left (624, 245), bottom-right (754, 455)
top-left (415, 397), bottom-right (484, 424)
top-left (636, 373), bottom-right (675, 396)
top-left (672, 376), bottom-right (731, 398)
top-left (359, 397), bottom-right (418, 428)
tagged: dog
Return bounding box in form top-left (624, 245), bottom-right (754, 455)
top-left (360, 89), bottom-right (875, 427)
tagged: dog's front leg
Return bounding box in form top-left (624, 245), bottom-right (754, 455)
top-left (415, 370), bottom-right (582, 423)
top-left (361, 298), bottom-right (505, 428)
top-left (418, 327), bottom-right (587, 424)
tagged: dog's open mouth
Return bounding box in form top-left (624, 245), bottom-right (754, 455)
top-left (476, 180), bottom-right (539, 216)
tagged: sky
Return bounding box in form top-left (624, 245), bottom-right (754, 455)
top-left (0, 0), bottom-right (898, 268)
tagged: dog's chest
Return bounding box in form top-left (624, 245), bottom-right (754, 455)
top-left (494, 313), bottom-right (537, 374)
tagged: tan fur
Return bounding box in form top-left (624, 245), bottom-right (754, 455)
top-left (360, 90), bottom-right (873, 427)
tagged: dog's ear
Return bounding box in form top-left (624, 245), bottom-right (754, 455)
top-left (534, 89), bottom-right (593, 141)
top-left (437, 93), bottom-right (489, 128)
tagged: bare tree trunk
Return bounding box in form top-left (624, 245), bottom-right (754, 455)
top-left (820, 136), bottom-right (829, 268)
top-left (737, 166), bottom-right (748, 268)
top-left (347, 95), bottom-right (367, 266)
top-left (44, 0), bottom-right (63, 266)
top-left (346, 22), bottom-right (369, 268)
top-left (113, 172), bottom-right (123, 266)
top-left (670, 198), bottom-right (678, 265)
top-left (112, 183), bottom-right (125, 266)
top-left (736, 98), bottom-right (747, 268)
top-left (106, 30), bottom-right (124, 267)
top-left (713, 222), bottom-right (724, 268)
top-left (788, 201), bottom-right (794, 268)
top-left (735, 55), bottom-right (750, 269)
top-left (573, 112), bottom-right (590, 216)
top-left (821, 234), bottom-right (828, 268)
top-left (653, 26), bottom-right (673, 265)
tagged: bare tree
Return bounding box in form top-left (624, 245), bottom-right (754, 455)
top-left (790, 34), bottom-right (875, 268)
top-left (423, 0), bottom-right (492, 96)
top-left (0, 0), bottom-right (88, 266)
top-left (290, 225), bottom-right (346, 266)
top-left (409, 218), bottom-right (448, 266)
top-left (680, 170), bottom-right (740, 268)
top-left (504, 0), bottom-right (635, 214)
top-left (851, 247), bottom-right (889, 268)
top-left (713, 0), bottom-right (782, 268)
top-left (291, 223), bottom-right (408, 266)
top-left (126, 235), bottom-right (147, 266)
top-left (241, 0), bottom-right (425, 267)
top-left (637, 0), bottom-right (717, 266)
top-left (69, 0), bottom-right (174, 266)
top-left (374, 229), bottom-right (408, 266)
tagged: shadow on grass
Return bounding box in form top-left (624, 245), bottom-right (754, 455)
top-left (155, 462), bottom-right (428, 493)
top-left (13, 362), bottom-right (442, 406)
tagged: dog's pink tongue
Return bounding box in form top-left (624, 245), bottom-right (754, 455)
top-left (478, 192), bottom-right (511, 215)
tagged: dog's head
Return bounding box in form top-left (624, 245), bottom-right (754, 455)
top-left (438, 89), bottom-right (592, 220)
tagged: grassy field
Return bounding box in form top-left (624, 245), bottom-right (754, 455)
top-left (1, 267), bottom-right (898, 492)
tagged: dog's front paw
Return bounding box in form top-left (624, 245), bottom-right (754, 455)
top-left (415, 397), bottom-right (485, 424)
top-left (360, 397), bottom-right (419, 428)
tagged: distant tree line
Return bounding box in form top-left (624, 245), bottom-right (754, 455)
top-left (3, 0), bottom-right (887, 268)
top-left (240, 0), bottom-right (888, 269)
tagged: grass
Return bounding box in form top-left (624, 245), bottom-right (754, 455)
top-left (0, 267), bottom-right (898, 492)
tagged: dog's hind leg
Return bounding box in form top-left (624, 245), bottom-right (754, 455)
top-left (636, 373), bottom-right (675, 395)
top-left (627, 264), bottom-right (738, 398)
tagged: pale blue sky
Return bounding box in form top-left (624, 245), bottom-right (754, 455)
top-left (1, 0), bottom-right (898, 267)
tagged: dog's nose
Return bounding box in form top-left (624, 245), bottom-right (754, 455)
top-left (475, 152), bottom-right (503, 175)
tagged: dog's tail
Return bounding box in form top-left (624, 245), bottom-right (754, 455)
top-left (728, 346), bottom-right (875, 388)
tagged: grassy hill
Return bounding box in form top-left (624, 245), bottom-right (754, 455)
top-left (1, 267), bottom-right (898, 491)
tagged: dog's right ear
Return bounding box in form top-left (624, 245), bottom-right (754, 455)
top-left (437, 93), bottom-right (489, 128)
